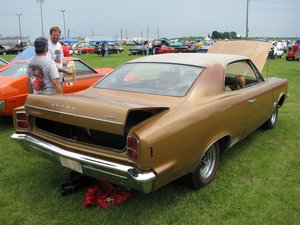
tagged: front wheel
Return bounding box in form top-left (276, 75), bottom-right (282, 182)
top-left (190, 142), bottom-right (220, 189)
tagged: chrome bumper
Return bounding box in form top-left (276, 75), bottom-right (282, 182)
top-left (11, 133), bottom-right (156, 193)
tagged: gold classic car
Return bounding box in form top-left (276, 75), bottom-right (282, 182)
top-left (11, 41), bottom-right (288, 193)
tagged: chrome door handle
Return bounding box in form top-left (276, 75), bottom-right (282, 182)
top-left (248, 99), bottom-right (256, 104)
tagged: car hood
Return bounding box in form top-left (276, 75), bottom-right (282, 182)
top-left (207, 40), bottom-right (272, 73)
top-left (25, 91), bottom-right (174, 135)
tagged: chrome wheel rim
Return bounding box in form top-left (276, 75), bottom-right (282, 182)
top-left (200, 145), bottom-right (217, 179)
top-left (271, 108), bottom-right (277, 125)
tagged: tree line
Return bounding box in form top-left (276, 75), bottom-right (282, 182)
top-left (210, 31), bottom-right (240, 40)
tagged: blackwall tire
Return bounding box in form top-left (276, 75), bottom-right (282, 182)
top-left (190, 142), bottom-right (220, 189)
top-left (262, 106), bottom-right (278, 129)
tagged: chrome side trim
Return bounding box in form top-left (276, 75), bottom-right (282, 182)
top-left (11, 133), bottom-right (156, 193)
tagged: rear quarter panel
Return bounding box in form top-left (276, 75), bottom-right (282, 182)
top-left (266, 77), bottom-right (288, 104)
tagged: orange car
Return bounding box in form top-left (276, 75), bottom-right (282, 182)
top-left (0, 57), bottom-right (113, 116)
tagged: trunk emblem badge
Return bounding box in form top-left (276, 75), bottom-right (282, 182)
top-left (105, 115), bottom-right (117, 121)
top-left (51, 104), bottom-right (75, 110)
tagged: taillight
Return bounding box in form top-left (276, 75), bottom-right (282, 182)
top-left (16, 112), bottom-right (30, 130)
top-left (127, 136), bottom-right (139, 161)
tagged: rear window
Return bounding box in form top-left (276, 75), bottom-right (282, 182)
top-left (94, 62), bottom-right (204, 97)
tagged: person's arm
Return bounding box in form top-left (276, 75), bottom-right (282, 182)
top-left (58, 67), bottom-right (73, 75)
top-left (52, 78), bottom-right (63, 94)
top-left (49, 60), bottom-right (63, 94)
top-left (27, 77), bottom-right (33, 94)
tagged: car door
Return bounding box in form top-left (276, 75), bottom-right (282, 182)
top-left (243, 61), bottom-right (273, 135)
top-left (62, 60), bottom-right (102, 93)
top-left (225, 60), bottom-right (273, 136)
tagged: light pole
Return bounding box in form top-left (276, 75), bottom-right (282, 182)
top-left (16, 13), bottom-right (22, 45)
top-left (61, 9), bottom-right (66, 38)
top-left (246, 0), bottom-right (249, 39)
top-left (36, 0), bottom-right (44, 36)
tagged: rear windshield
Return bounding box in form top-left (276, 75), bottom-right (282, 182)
top-left (94, 62), bottom-right (203, 97)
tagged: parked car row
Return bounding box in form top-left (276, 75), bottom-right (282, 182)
top-left (94, 43), bottom-right (124, 55)
top-left (0, 43), bottom-right (27, 55)
top-left (128, 45), bottom-right (175, 55)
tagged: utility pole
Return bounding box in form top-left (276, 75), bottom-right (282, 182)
top-left (157, 27), bottom-right (160, 40)
top-left (121, 29), bottom-right (123, 43)
top-left (147, 25), bottom-right (149, 41)
top-left (16, 13), bottom-right (22, 45)
top-left (36, 0), bottom-right (44, 36)
top-left (246, 0), bottom-right (249, 39)
top-left (61, 9), bottom-right (66, 38)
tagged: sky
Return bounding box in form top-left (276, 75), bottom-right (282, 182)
top-left (0, 0), bottom-right (299, 41)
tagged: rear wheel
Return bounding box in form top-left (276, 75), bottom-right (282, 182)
top-left (190, 142), bottom-right (220, 189)
top-left (262, 105), bottom-right (278, 129)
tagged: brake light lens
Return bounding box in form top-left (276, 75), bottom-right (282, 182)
top-left (127, 136), bottom-right (139, 161)
top-left (17, 113), bottom-right (28, 121)
top-left (16, 112), bottom-right (30, 130)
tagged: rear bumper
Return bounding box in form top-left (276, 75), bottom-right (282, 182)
top-left (11, 133), bottom-right (156, 193)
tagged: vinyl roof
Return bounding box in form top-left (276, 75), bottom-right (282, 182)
top-left (128, 53), bottom-right (248, 68)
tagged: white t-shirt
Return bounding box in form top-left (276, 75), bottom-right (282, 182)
top-left (47, 40), bottom-right (64, 81)
top-left (27, 55), bottom-right (60, 94)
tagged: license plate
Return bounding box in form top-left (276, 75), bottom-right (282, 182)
top-left (59, 157), bottom-right (83, 173)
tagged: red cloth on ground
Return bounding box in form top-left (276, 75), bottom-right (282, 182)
top-left (84, 180), bottom-right (131, 209)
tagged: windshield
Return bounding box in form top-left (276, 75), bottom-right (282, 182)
top-left (63, 60), bottom-right (96, 78)
top-left (0, 59), bottom-right (8, 66)
top-left (95, 63), bottom-right (203, 97)
top-left (0, 62), bottom-right (27, 77)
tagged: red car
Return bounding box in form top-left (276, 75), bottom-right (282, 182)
top-left (76, 46), bottom-right (95, 54)
top-left (0, 57), bottom-right (113, 116)
top-left (154, 45), bottom-right (174, 54)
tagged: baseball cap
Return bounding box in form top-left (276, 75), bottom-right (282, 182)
top-left (34, 37), bottom-right (48, 52)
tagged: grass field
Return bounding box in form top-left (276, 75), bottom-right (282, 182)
top-left (0, 49), bottom-right (299, 225)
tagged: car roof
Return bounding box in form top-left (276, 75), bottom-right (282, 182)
top-left (128, 53), bottom-right (248, 68)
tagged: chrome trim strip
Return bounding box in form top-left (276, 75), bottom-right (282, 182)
top-left (11, 133), bottom-right (156, 193)
top-left (25, 104), bottom-right (123, 125)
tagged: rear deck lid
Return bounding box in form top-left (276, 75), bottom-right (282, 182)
top-left (25, 94), bottom-right (168, 135)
